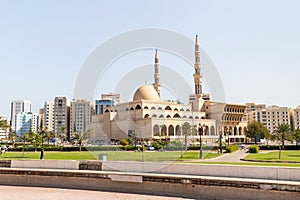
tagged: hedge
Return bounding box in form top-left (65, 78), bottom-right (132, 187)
top-left (258, 145), bottom-right (300, 150)
top-left (225, 144), bottom-right (239, 153)
top-left (249, 145), bottom-right (259, 153)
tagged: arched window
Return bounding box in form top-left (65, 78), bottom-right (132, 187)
top-left (175, 125), bottom-right (181, 136)
top-left (152, 114), bottom-right (157, 118)
top-left (205, 125), bottom-right (209, 135)
top-left (189, 116), bottom-right (193, 119)
top-left (130, 107), bottom-right (134, 110)
top-left (180, 108), bottom-right (184, 111)
top-left (105, 109), bottom-right (109, 113)
top-left (161, 125), bottom-right (167, 136)
top-left (173, 113), bottom-right (181, 118)
top-left (165, 106), bottom-right (172, 110)
top-left (195, 116), bottom-right (199, 119)
top-left (144, 114), bottom-right (149, 118)
top-left (151, 106), bottom-right (156, 110)
top-left (158, 107), bottom-right (162, 110)
top-left (234, 127), bottom-right (237, 135)
top-left (210, 126), bottom-right (215, 135)
top-left (239, 127), bottom-right (242, 135)
top-left (174, 108), bottom-right (178, 111)
top-left (144, 106), bottom-right (149, 109)
top-left (159, 114), bottom-right (164, 118)
top-left (153, 125), bottom-right (159, 136)
top-left (186, 109), bottom-right (190, 112)
top-left (168, 125), bottom-right (174, 136)
top-left (125, 108), bottom-right (129, 111)
top-left (166, 115), bottom-right (171, 118)
top-left (135, 105), bottom-right (141, 110)
top-left (182, 116), bottom-right (187, 119)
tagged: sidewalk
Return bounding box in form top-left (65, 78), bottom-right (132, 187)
top-left (204, 149), bottom-right (248, 162)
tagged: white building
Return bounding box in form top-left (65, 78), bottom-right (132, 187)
top-left (101, 93), bottom-right (122, 104)
top-left (31, 113), bottom-right (40, 133)
top-left (43, 101), bottom-right (54, 131)
top-left (10, 100), bottom-right (31, 130)
top-left (70, 100), bottom-right (91, 135)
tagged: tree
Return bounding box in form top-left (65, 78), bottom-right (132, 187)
top-left (45, 129), bottom-right (55, 144)
top-left (72, 129), bottom-right (91, 152)
top-left (271, 123), bottom-right (292, 159)
top-left (244, 121), bottom-right (269, 144)
top-left (8, 129), bottom-right (17, 148)
top-left (293, 129), bottom-right (300, 146)
top-left (182, 122), bottom-right (191, 151)
top-left (0, 117), bottom-right (9, 130)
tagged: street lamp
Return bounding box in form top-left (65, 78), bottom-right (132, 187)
top-left (219, 127), bottom-right (222, 154)
top-left (198, 123), bottom-right (203, 159)
top-left (39, 130), bottom-right (45, 160)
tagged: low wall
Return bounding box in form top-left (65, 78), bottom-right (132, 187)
top-left (0, 168), bottom-right (299, 200)
top-left (101, 161), bottom-right (300, 181)
top-left (1, 160), bottom-right (300, 181)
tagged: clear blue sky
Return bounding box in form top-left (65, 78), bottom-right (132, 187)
top-left (1, 0), bottom-right (300, 118)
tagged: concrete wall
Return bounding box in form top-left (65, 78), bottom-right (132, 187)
top-left (101, 161), bottom-right (300, 181)
top-left (0, 168), bottom-right (299, 200)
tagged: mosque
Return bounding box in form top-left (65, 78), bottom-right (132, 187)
top-left (90, 36), bottom-right (247, 145)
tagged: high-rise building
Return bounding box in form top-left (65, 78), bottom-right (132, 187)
top-left (70, 100), bottom-right (91, 135)
top-left (10, 100), bottom-right (31, 130)
top-left (15, 112), bottom-right (33, 136)
top-left (31, 113), bottom-right (40, 133)
top-left (43, 102), bottom-right (54, 132)
top-left (244, 103), bottom-right (291, 133)
top-left (38, 108), bottom-right (44, 130)
top-left (291, 106), bottom-right (300, 130)
top-left (54, 97), bottom-right (70, 140)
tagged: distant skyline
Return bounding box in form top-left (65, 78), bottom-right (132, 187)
top-left (1, 0), bottom-right (300, 118)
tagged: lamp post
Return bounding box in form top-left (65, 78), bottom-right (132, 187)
top-left (40, 130), bottom-right (45, 160)
top-left (198, 123), bottom-right (203, 159)
top-left (219, 127), bottom-right (222, 154)
top-left (224, 129), bottom-right (227, 148)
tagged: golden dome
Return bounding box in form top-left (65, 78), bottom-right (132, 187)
top-left (133, 84), bottom-right (160, 101)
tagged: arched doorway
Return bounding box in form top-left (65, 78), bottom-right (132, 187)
top-left (168, 125), bottom-right (174, 136)
top-left (153, 125), bottom-right (159, 136)
top-left (175, 125), bottom-right (181, 136)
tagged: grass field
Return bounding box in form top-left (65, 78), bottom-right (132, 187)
top-left (0, 151), bottom-right (219, 162)
top-left (244, 150), bottom-right (300, 163)
top-left (184, 161), bottom-right (300, 167)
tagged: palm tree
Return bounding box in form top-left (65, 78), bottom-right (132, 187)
top-left (8, 129), bottom-right (17, 148)
top-left (0, 116), bottom-right (9, 129)
top-left (271, 123), bottom-right (291, 159)
top-left (182, 122), bottom-right (191, 151)
top-left (72, 129), bottom-right (91, 152)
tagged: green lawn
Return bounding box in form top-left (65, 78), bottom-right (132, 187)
top-left (0, 151), bottom-right (219, 162)
top-left (182, 161), bottom-right (300, 167)
top-left (244, 150), bottom-right (300, 162)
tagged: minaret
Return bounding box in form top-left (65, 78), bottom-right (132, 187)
top-left (193, 34), bottom-right (203, 98)
top-left (153, 49), bottom-right (161, 97)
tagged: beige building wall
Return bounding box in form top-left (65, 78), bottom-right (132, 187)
top-left (70, 100), bottom-right (91, 135)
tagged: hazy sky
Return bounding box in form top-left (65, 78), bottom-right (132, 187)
top-left (1, 0), bottom-right (300, 118)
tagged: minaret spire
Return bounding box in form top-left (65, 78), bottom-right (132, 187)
top-left (153, 49), bottom-right (161, 98)
top-left (193, 34), bottom-right (203, 98)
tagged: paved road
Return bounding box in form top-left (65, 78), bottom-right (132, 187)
top-left (0, 185), bottom-right (194, 200)
top-left (204, 149), bottom-right (248, 162)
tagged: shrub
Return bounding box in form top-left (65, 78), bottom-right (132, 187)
top-left (249, 145), bottom-right (259, 153)
top-left (225, 144), bottom-right (239, 153)
top-left (120, 139), bottom-right (129, 146)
